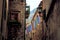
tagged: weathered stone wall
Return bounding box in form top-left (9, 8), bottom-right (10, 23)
top-left (9, 0), bottom-right (25, 40)
top-left (42, 0), bottom-right (52, 16)
top-left (46, 0), bottom-right (60, 40)
top-left (0, 0), bottom-right (3, 40)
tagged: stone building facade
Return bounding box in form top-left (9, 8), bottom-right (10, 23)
top-left (42, 0), bottom-right (60, 40)
top-left (1, 0), bottom-right (25, 40)
top-left (31, 4), bottom-right (43, 40)
top-left (31, 10), bottom-right (42, 40)
top-left (0, 0), bottom-right (3, 40)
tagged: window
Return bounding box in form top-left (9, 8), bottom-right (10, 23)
top-left (9, 13), bottom-right (18, 21)
top-left (43, 9), bottom-right (46, 20)
top-left (34, 21), bottom-right (36, 29)
top-left (21, 0), bottom-right (23, 2)
top-left (3, 0), bottom-right (6, 20)
top-left (9, 0), bottom-right (14, 1)
top-left (37, 16), bottom-right (40, 24)
top-left (9, 0), bottom-right (17, 1)
top-left (27, 24), bottom-right (32, 32)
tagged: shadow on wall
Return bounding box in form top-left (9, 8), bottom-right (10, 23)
top-left (45, 0), bottom-right (56, 22)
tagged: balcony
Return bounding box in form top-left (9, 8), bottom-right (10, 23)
top-left (25, 11), bottom-right (30, 19)
top-left (25, 6), bottom-right (30, 19)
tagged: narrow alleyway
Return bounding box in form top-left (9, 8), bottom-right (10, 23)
top-left (0, 0), bottom-right (60, 40)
